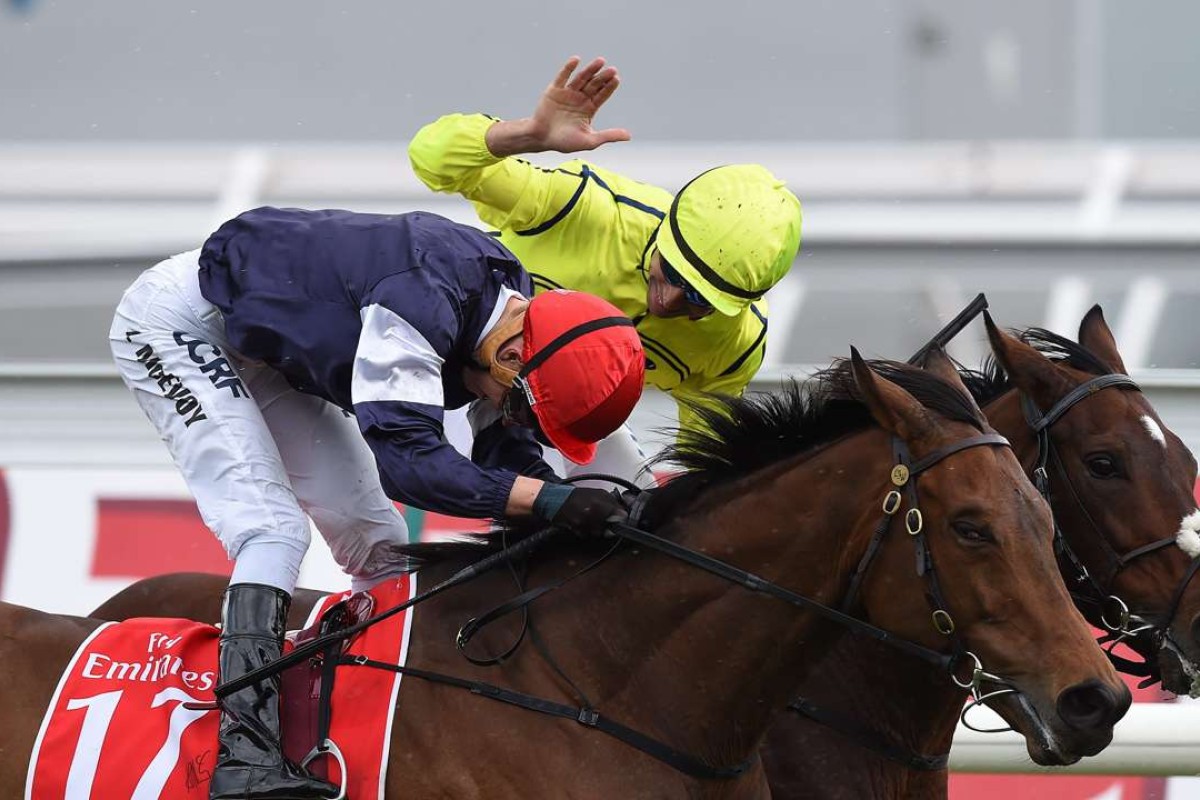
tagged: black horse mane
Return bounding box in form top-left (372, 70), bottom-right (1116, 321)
top-left (956, 327), bottom-right (1117, 405)
top-left (391, 358), bottom-right (985, 570)
top-left (638, 358), bottom-right (985, 529)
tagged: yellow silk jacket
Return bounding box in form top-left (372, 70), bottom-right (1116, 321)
top-left (409, 113), bottom-right (770, 432)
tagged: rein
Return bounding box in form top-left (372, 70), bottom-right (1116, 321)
top-left (215, 432), bottom-right (1012, 781)
top-left (786, 697), bottom-right (949, 772)
top-left (214, 525), bottom-right (564, 698)
top-left (784, 372), bottom-right (1185, 771)
top-left (786, 432), bottom-right (1025, 770)
top-left (405, 430), bottom-right (1010, 780)
top-left (1022, 372), bottom-right (1200, 684)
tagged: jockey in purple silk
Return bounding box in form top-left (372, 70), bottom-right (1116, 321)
top-left (110, 206), bottom-right (644, 799)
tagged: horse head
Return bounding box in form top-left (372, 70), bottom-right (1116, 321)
top-left (982, 306), bottom-right (1200, 697)
top-left (849, 348), bottom-right (1130, 766)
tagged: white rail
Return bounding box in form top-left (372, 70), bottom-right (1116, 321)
top-left (6, 141), bottom-right (1200, 262)
top-left (950, 703), bottom-right (1200, 776)
top-left (4, 365), bottom-right (1200, 469)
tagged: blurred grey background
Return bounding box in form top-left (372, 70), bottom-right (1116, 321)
top-left (3, 0), bottom-right (1200, 460)
top-left (4, 0), bottom-right (1200, 141)
top-left (8, 10), bottom-right (1200, 783)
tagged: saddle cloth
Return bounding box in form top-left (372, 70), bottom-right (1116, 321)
top-left (26, 575), bottom-right (416, 800)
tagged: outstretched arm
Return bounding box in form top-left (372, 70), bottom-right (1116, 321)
top-left (408, 57), bottom-right (632, 232)
top-left (485, 56), bottom-right (631, 157)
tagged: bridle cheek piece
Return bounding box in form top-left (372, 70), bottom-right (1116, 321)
top-left (839, 431), bottom-right (1022, 734)
top-left (1023, 372), bottom-right (1199, 685)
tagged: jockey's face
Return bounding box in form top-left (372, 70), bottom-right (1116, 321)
top-left (465, 335), bottom-right (525, 409)
top-left (647, 251), bottom-right (713, 321)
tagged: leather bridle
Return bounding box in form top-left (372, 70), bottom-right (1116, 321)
top-left (1022, 372), bottom-right (1200, 684)
top-left (217, 431), bottom-right (1016, 781)
top-left (790, 371), bottom-right (1200, 771)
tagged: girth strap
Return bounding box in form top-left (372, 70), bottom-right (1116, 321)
top-left (340, 657), bottom-right (753, 781)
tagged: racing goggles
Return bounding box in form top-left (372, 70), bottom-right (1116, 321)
top-left (659, 256), bottom-right (713, 310)
top-left (501, 377), bottom-right (536, 427)
top-left (501, 377), bottom-right (553, 447)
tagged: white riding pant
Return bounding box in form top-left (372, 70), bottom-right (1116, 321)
top-left (109, 250), bottom-right (410, 595)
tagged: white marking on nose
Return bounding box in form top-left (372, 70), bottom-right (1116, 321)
top-left (1177, 510), bottom-right (1200, 558)
top-left (1142, 415), bottom-right (1167, 447)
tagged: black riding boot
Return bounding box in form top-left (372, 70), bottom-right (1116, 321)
top-left (210, 583), bottom-right (338, 800)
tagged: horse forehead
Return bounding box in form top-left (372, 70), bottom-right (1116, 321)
top-left (923, 442), bottom-right (1025, 491)
top-left (1116, 403), bottom-right (1189, 462)
top-left (929, 446), bottom-right (1049, 512)
top-left (1092, 385), bottom-right (1171, 448)
top-left (1140, 415), bottom-right (1167, 448)
top-left (1060, 388), bottom-right (1148, 439)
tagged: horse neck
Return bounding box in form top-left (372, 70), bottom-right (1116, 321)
top-left (758, 394), bottom-right (1028, 799)
top-left (566, 428), bottom-right (896, 770)
top-left (771, 634), bottom-right (965, 799)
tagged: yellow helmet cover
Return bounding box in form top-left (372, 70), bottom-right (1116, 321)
top-left (656, 164), bottom-right (802, 316)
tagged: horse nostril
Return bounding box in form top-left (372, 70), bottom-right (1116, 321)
top-left (1056, 680), bottom-right (1127, 731)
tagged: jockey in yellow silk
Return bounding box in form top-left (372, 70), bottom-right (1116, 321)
top-left (409, 56), bottom-right (803, 484)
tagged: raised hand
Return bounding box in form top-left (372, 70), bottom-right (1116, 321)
top-left (485, 56), bottom-right (632, 157)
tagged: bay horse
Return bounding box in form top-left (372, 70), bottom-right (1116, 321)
top-left (757, 308), bottom-right (1200, 800)
top-left (65, 353), bottom-right (1131, 797)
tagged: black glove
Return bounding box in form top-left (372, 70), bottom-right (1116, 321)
top-left (618, 487), bottom-right (652, 527)
top-left (533, 484), bottom-right (626, 537)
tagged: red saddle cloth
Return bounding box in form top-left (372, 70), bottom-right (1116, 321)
top-left (26, 575), bottom-right (416, 800)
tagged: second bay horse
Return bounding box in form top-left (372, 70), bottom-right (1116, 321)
top-left (758, 308), bottom-right (1200, 799)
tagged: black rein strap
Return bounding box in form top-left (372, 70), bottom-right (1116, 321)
top-left (218, 433), bottom-right (1010, 782)
top-left (215, 526), bottom-right (563, 699)
top-left (340, 657), bottom-right (750, 780)
top-left (608, 519), bottom-right (955, 671)
top-left (392, 433), bottom-right (1006, 780)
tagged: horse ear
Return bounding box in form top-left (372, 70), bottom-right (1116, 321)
top-left (984, 311), bottom-right (1074, 410)
top-left (1078, 305), bottom-right (1129, 375)
top-left (922, 345), bottom-right (986, 419)
top-left (850, 347), bottom-right (933, 442)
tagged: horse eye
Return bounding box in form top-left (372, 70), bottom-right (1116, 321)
top-left (953, 521), bottom-right (992, 543)
top-left (1086, 454), bottom-right (1121, 479)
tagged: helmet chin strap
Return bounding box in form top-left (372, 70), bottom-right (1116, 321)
top-left (474, 303), bottom-right (527, 388)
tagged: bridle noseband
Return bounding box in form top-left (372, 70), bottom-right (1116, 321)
top-left (1023, 372), bottom-right (1200, 683)
top-left (217, 429), bottom-right (1025, 781)
top-left (791, 371), bottom-right (1200, 771)
top-left (834, 432), bottom-right (1021, 735)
